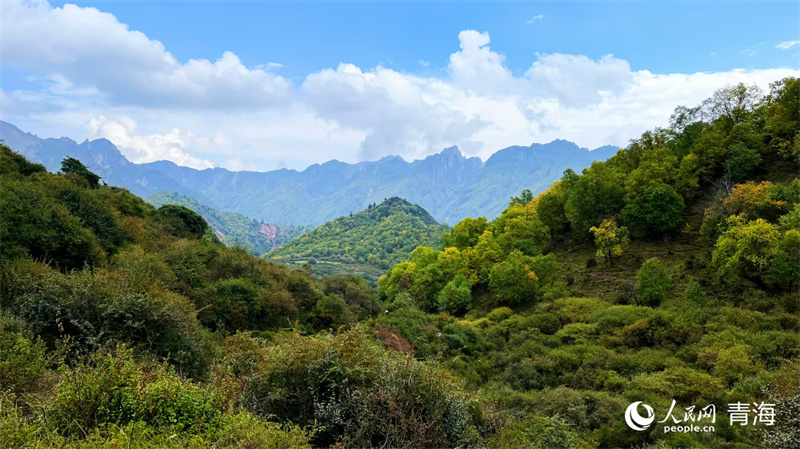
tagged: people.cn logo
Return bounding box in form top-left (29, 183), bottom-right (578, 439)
top-left (625, 401), bottom-right (655, 431)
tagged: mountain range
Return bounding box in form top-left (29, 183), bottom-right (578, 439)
top-left (0, 120), bottom-right (618, 226)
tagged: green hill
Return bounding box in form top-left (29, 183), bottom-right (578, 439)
top-left (1, 146), bottom-right (480, 448)
top-left (147, 191), bottom-right (309, 255)
top-left (267, 197), bottom-right (447, 283)
top-left (373, 78), bottom-right (800, 448)
top-left (1, 78), bottom-right (798, 449)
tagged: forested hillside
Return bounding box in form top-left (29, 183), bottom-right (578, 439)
top-left (267, 197), bottom-right (446, 284)
top-left (374, 78), bottom-right (799, 448)
top-left (1, 78), bottom-right (798, 449)
top-left (148, 191), bottom-right (309, 255)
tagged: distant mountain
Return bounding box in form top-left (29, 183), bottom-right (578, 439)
top-left (147, 191), bottom-right (310, 255)
top-left (0, 120), bottom-right (618, 226)
top-left (268, 197), bottom-right (446, 284)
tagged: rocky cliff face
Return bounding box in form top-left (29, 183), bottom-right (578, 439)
top-left (256, 222), bottom-right (287, 250)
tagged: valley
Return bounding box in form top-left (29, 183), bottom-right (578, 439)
top-left (1, 79), bottom-right (798, 449)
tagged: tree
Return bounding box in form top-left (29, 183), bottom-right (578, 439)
top-left (60, 156), bottom-right (101, 188)
top-left (509, 189), bottom-right (534, 206)
top-left (589, 218), bottom-right (630, 264)
top-left (637, 258), bottom-right (672, 307)
top-left (724, 144), bottom-right (762, 183)
top-left (675, 153), bottom-right (703, 199)
top-left (495, 203), bottom-right (550, 256)
top-left (565, 163), bottom-right (626, 235)
top-left (712, 216), bottom-right (782, 287)
top-left (765, 77), bottom-right (800, 161)
top-left (437, 274), bottom-right (472, 316)
top-left (442, 217), bottom-right (489, 250)
top-left (701, 83), bottom-right (762, 125)
top-left (771, 229), bottom-right (800, 291)
top-left (723, 181), bottom-right (787, 222)
top-left (685, 281), bottom-right (707, 305)
top-left (489, 250), bottom-right (540, 306)
top-left (622, 184), bottom-right (685, 235)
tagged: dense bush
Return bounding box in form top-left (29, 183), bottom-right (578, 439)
top-left (239, 329), bottom-right (480, 448)
top-left (637, 258), bottom-right (672, 307)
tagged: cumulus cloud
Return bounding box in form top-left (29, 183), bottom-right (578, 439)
top-left (87, 116), bottom-right (215, 169)
top-left (1, 1), bottom-right (798, 171)
top-left (303, 63), bottom-right (486, 160)
top-left (2, 1), bottom-right (291, 109)
top-left (524, 53), bottom-right (634, 106)
top-left (448, 30), bottom-right (514, 93)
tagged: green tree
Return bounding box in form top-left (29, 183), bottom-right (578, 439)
top-left (509, 189), bottom-right (534, 206)
top-left (771, 229), bottom-right (800, 291)
top-left (565, 162), bottom-right (626, 235)
top-left (765, 77), bottom-right (800, 161)
top-left (712, 216), bottom-right (782, 287)
top-left (637, 258), bottom-right (672, 307)
top-left (724, 144), bottom-right (762, 183)
top-left (60, 156), bottom-right (101, 188)
top-left (622, 184), bottom-right (685, 235)
top-left (437, 274), bottom-right (472, 316)
top-left (442, 217), bottom-right (489, 250)
top-left (489, 250), bottom-right (540, 306)
top-left (494, 203), bottom-right (550, 256)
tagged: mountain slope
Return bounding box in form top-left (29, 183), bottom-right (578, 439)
top-left (0, 120), bottom-right (618, 226)
top-left (147, 191), bottom-right (309, 255)
top-left (268, 197), bottom-right (446, 283)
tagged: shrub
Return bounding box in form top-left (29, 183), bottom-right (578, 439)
top-left (685, 281), bottom-right (708, 305)
top-left (213, 412), bottom-right (311, 449)
top-left (0, 316), bottom-right (46, 394)
top-left (488, 415), bottom-right (590, 449)
top-left (241, 328), bottom-right (479, 447)
top-left (487, 307), bottom-right (514, 322)
top-left (155, 204), bottom-right (208, 239)
top-left (637, 258), bottom-right (672, 307)
top-left (49, 346), bottom-right (224, 436)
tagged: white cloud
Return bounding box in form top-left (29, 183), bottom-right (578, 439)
top-left (87, 116), bottom-right (215, 169)
top-left (740, 49), bottom-right (757, 56)
top-left (2, 1), bottom-right (292, 109)
top-left (448, 30), bottom-right (514, 93)
top-left (2, 1), bottom-right (798, 172)
top-left (524, 53), bottom-right (634, 106)
top-left (526, 14), bottom-right (545, 24)
top-left (303, 63), bottom-right (486, 160)
top-left (776, 40), bottom-right (800, 50)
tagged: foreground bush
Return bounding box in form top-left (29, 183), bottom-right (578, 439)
top-left (237, 327), bottom-right (481, 448)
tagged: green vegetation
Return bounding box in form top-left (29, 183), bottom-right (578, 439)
top-left (148, 191), bottom-right (309, 256)
top-left (268, 196), bottom-right (447, 284)
top-left (1, 78), bottom-right (798, 449)
top-left (374, 78), bottom-right (800, 448)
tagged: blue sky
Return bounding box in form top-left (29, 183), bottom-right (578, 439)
top-left (2, 1), bottom-right (798, 171)
top-left (43, 1), bottom-right (799, 78)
